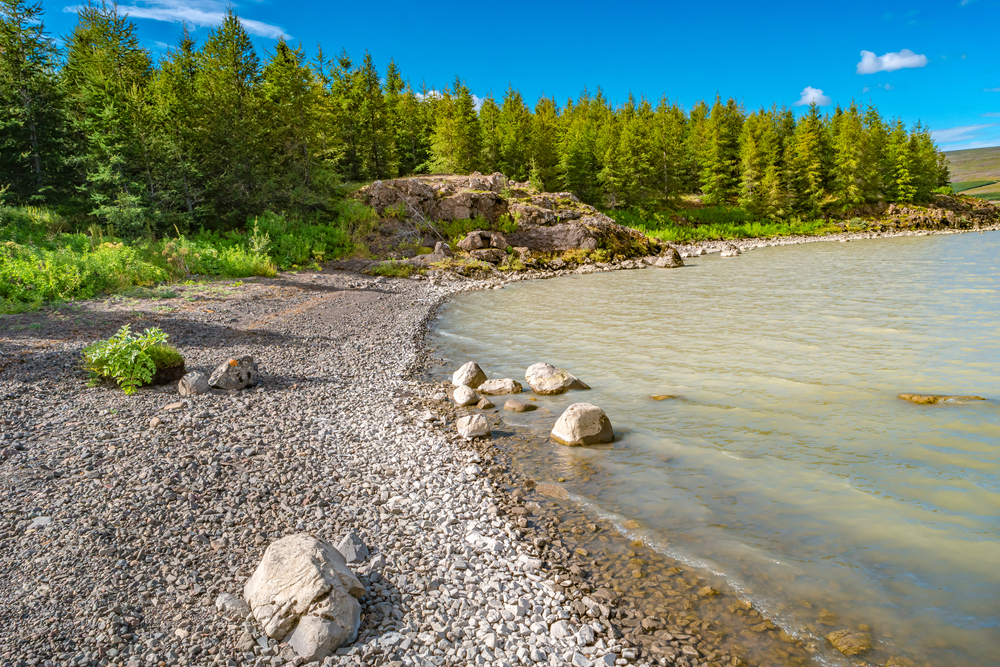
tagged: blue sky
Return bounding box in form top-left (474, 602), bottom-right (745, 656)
top-left (44, 0), bottom-right (1000, 151)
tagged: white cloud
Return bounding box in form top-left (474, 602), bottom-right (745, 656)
top-left (982, 112), bottom-right (1000, 117)
top-left (883, 83), bottom-right (894, 91)
top-left (930, 123), bottom-right (995, 143)
top-left (862, 86), bottom-right (870, 93)
top-left (472, 94), bottom-right (484, 112)
top-left (63, 0), bottom-right (289, 39)
top-left (985, 87), bottom-right (1000, 92)
top-left (794, 86), bottom-right (832, 106)
top-left (856, 49), bottom-right (928, 74)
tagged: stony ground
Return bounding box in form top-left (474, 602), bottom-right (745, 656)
top-left (1, 270), bottom-right (711, 667)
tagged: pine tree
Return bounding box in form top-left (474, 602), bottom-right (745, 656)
top-left (559, 92), bottom-right (600, 203)
top-left (195, 9), bottom-right (264, 225)
top-left (790, 102), bottom-right (828, 217)
top-left (428, 76), bottom-right (480, 174)
top-left (497, 85), bottom-right (531, 181)
top-left (355, 51), bottom-right (391, 179)
top-left (832, 101), bottom-right (865, 210)
top-left (0, 0), bottom-right (62, 202)
top-left (395, 82), bottom-right (432, 175)
top-left (478, 93), bottom-right (501, 174)
top-left (529, 96), bottom-right (561, 191)
top-left (700, 96), bottom-right (744, 205)
top-left (62, 1), bottom-right (153, 234)
top-left (382, 58), bottom-right (404, 177)
top-left (908, 121), bottom-right (939, 201)
top-left (649, 97), bottom-right (689, 204)
top-left (859, 105), bottom-right (888, 202)
top-left (886, 119), bottom-right (915, 202)
top-left (331, 49), bottom-right (362, 181)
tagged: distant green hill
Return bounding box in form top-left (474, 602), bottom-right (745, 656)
top-left (944, 147), bottom-right (1000, 199)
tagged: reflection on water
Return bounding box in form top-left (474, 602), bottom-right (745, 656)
top-left (428, 233), bottom-right (1000, 667)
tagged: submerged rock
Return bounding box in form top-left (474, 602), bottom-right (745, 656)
top-left (452, 361), bottom-right (487, 389)
top-left (551, 403), bottom-right (614, 446)
top-left (478, 378), bottom-right (523, 395)
top-left (504, 398), bottom-right (536, 412)
top-left (898, 393), bottom-right (985, 404)
top-left (476, 397), bottom-right (495, 410)
top-left (826, 628), bottom-right (873, 657)
top-left (525, 362), bottom-right (590, 395)
top-left (651, 394), bottom-right (677, 401)
top-left (535, 483), bottom-right (569, 500)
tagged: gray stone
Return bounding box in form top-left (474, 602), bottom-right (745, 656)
top-left (215, 592), bottom-right (251, 619)
top-left (28, 516), bottom-right (52, 530)
top-left (177, 371), bottom-right (210, 396)
top-left (453, 385), bottom-right (478, 407)
top-left (477, 379), bottom-right (522, 395)
top-left (503, 398), bottom-right (535, 412)
top-left (550, 620), bottom-right (574, 639)
top-left (209, 355), bottom-right (258, 390)
top-left (524, 363), bottom-right (589, 395)
top-left (335, 532), bottom-right (369, 564)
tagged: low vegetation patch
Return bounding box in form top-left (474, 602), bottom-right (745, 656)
top-left (607, 206), bottom-right (838, 243)
top-left (951, 180), bottom-right (998, 193)
top-left (83, 325), bottom-right (184, 395)
top-left (367, 261), bottom-right (422, 278)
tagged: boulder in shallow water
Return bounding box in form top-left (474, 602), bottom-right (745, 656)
top-left (453, 385), bottom-right (479, 407)
top-left (898, 393), bottom-right (985, 404)
top-left (478, 378), bottom-right (523, 395)
top-left (452, 361), bottom-right (487, 389)
top-left (476, 397), bottom-right (495, 410)
top-left (826, 628), bottom-right (872, 657)
top-left (209, 355), bottom-right (258, 390)
top-left (457, 414), bottom-right (490, 440)
top-left (525, 362), bottom-right (590, 395)
top-left (550, 403), bottom-right (614, 446)
top-left (504, 398), bottom-right (536, 412)
top-left (244, 534), bottom-right (364, 662)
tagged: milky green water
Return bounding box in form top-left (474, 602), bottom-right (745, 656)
top-left (429, 233), bottom-right (1000, 667)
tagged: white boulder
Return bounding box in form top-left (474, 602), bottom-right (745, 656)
top-left (550, 403), bottom-right (614, 446)
top-left (456, 414), bottom-right (491, 440)
top-left (525, 362), bottom-right (590, 395)
top-left (452, 361), bottom-right (487, 388)
top-left (244, 534), bottom-right (365, 662)
top-left (453, 385), bottom-right (479, 406)
top-left (477, 378), bottom-right (523, 395)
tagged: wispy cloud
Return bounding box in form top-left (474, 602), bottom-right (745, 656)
top-left (63, 0), bottom-right (289, 39)
top-left (985, 87), bottom-right (1000, 92)
top-left (931, 123), bottom-right (996, 144)
top-left (794, 86), bottom-right (832, 106)
top-left (982, 112), bottom-right (1000, 118)
top-left (856, 49), bottom-right (928, 74)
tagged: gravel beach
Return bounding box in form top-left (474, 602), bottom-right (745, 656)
top-left (1, 270), bottom-right (752, 667)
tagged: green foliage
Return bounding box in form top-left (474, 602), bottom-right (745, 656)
top-left (82, 325), bottom-right (180, 395)
top-left (367, 260), bottom-right (421, 278)
top-left (498, 212), bottom-right (520, 234)
top-left (951, 180), bottom-right (996, 193)
top-left (609, 206), bottom-right (838, 243)
top-left (932, 185), bottom-right (955, 195)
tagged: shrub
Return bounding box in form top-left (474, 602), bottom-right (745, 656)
top-left (83, 325), bottom-right (182, 395)
top-left (368, 261), bottom-right (421, 278)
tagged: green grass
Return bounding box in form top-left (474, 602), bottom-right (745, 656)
top-left (367, 261), bottom-right (422, 278)
top-left (0, 203), bottom-right (376, 313)
top-left (952, 180), bottom-right (998, 193)
top-left (970, 191), bottom-right (1000, 201)
top-left (606, 206), bottom-right (839, 243)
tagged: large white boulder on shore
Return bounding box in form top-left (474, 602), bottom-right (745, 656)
top-left (453, 385), bottom-right (479, 406)
top-left (525, 362), bottom-right (590, 395)
top-left (457, 413), bottom-right (491, 439)
top-left (244, 534), bottom-right (365, 662)
top-left (550, 403), bottom-right (614, 446)
top-left (452, 361), bottom-right (488, 388)
top-left (478, 379), bottom-right (523, 395)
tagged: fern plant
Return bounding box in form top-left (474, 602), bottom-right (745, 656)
top-left (83, 325), bottom-right (174, 395)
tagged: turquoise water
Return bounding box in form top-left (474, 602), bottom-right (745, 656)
top-left (429, 233), bottom-right (1000, 666)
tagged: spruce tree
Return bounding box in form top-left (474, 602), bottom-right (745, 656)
top-left (790, 102), bottom-right (828, 217)
top-left (700, 96), bottom-right (744, 205)
top-left (832, 101), bottom-right (865, 210)
top-left (0, 0), bottom-right (62, 202)
top-left (498, 85), bottom-right (532, 181)
top-left (428, 77), bottom-right (481, 174)
top-left (886, 119), bottom-right (915, 202)
top-left (355, 51), bottom-right (391, 179)
top-left (529, 96), bottom-right (561, 191)
top-left (478, 93), bottom-right (501, 174)
top-left (649, 97), bottom-right (689, 204)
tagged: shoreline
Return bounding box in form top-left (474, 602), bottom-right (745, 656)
top-left (1, 228), bottom-right (989, 667)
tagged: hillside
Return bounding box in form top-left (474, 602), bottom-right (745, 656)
top-left (945, 146), bottom-right (1000, 200)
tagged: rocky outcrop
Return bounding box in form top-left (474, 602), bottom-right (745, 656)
top-left (452, 362), bottom-right (487, 388)
top-left (644, 247), bottom-right (684, 268)
top-left (477, 379), bottom-right (523, 395)
top-left (244, 534), bottom-right (365, 662)
top-left (209, 355), bottom-right (258, 390)
top-left (360, 173), bottom-right (511, 224)
top-left (456, 414), bottom-right (490, 439)
top-left (550, 403), bottom-right (614, 446)
top-left (525, 363), bottom-right (590, 395)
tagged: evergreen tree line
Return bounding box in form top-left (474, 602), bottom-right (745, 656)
top-left (0, 0), bottom-right (951, 238)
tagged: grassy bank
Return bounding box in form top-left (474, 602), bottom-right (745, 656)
top-left (0, 203), bottom-right (376, 314)
top-left (606, 206), bottom-right (841, 243)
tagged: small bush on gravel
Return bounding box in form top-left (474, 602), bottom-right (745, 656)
top-left (368, 261), bottom-right (421, 278)
top-left (83, 325), bottom-right (183, 395)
